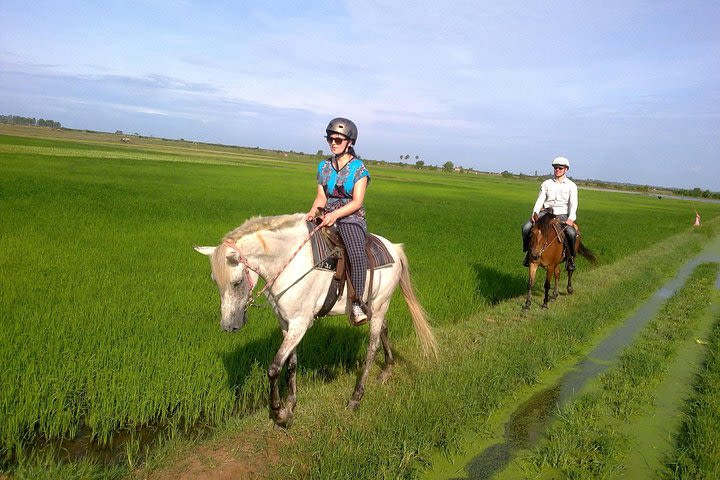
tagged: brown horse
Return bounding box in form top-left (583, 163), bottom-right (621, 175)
top-left (523, 210), bottom-right (597, 309)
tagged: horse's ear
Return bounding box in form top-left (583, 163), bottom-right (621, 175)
top-left (225, 250), bottom-right (240, 266)
top-left (532, 212), bottom-right (539, 222)
top-left (194, 246), bottom-right (216, 256)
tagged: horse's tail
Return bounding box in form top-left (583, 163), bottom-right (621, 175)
top-left (577, 243), bottom-right (598, 265)
top-left (396, 244), bottom-right (439, 360)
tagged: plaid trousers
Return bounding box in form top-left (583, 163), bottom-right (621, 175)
top-left (336, 221), bottom-right (367, 301)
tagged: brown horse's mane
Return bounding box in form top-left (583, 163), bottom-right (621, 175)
top-left (223, 213), bottom-right (305, 243)
top-left (535, 211), bottom-right (558, 236)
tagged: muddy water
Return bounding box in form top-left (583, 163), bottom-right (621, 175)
top-left (426, 236), bottom-right (720, 480)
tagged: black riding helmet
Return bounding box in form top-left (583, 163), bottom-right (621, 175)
top-left (326, 117), bottom-right (358, 144)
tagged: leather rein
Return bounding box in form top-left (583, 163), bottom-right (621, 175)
top-left (222, 223), bottom-right (323, 312)
top-left (535, 221), bottom-right (568, 257)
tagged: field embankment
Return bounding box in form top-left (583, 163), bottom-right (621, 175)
top-left (1, 128), bottom-right (719, 478)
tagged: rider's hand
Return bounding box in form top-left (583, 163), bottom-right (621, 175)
top-left (319, 211), bottom-right (340, 227)
top-left (565, 219), bottom-right (576, 228)
top-left (305, 211), bottom-right (315, 222)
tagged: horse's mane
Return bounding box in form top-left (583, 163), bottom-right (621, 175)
top-left (223, 213), bottom-right (305, 243)
top-left (535, 211), bottom-right (557, 235)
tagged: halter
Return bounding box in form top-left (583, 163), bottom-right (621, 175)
top-left (222, 223), bottom-right (323, 312)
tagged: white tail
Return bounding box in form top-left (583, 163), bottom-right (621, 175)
top-left (396, 244), bottom-right (439, 360)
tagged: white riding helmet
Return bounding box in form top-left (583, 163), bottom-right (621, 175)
top-left (552, 156), bottom-right (570, 168)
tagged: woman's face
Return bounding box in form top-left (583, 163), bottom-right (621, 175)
top-left (326, 134), bottom-right (350, 154)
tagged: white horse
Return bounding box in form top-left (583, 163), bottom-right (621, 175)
top-left (194, 213), bottom-right (438, 427)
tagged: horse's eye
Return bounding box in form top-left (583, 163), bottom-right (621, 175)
top-left (231, 281), bottom-right (243, 288)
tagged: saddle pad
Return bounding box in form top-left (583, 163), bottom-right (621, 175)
top-left (551, 221), bottom-right (566, 243)
top-left (306, 221), bottom-right (395, 271)
top-left (366, 234), bottom-right (395, 269)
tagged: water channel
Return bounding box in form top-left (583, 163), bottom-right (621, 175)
top-left (427, 235), bottom-right (720, 479)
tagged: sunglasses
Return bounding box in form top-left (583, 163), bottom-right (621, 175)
top-left (326, 136), bottom-right (347, 145)
top-left (553, 165), bottom-right (566, 170)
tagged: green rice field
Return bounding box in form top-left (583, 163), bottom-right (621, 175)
top-left (1, 125), bottom-right (719, 478)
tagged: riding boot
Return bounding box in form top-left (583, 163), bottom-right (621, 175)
top-left (566, 252), bottom-right (576, 272)
top-left (522, 228), bottom-right (531, 266)
top-left (564, 228), bottom-right (577, 272)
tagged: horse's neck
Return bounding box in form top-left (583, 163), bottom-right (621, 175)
top-left (237, 225), bottom-right (309, 280)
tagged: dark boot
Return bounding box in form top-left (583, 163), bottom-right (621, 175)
top-left (522, 227), bottom-right (531, 267)
top-left (564, 225), bottom-right (577, 272)
top-left (566, 253), bottom-right (576, 272)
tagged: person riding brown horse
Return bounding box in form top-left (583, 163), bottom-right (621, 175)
top-left (523, 208), bottom-right (596, 309)
top-left (522, 156), bottom-right (578, 271)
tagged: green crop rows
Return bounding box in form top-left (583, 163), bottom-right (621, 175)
top-left (1, 131), bottom-right (719, 477)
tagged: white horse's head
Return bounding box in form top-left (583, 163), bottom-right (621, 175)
top-left (194, 244), bottom-right (258, 332)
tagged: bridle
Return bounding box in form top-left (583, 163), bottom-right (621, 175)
top-left (222, 223), bottom-right (323, 312)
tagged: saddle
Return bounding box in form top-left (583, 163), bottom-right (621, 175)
top-left (305, 220), bottom-right (394, 321)
top-left (547, 216), bottom-right (583, 263)
top-left (549, 219), bottom-right (566, 245)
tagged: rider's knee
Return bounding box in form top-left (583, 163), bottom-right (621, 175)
top-left (521, 221), bottom-right (532, 237)
top-left (565, 225), bottom-right (577, 240)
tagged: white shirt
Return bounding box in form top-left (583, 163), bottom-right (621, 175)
top-left (532, 177), bottom-right (578, 221)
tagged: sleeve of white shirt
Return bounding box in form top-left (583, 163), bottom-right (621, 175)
top-left (568, 183), bottom-right (578, 221)
top-left (532, 182), bottom-right (546, 214)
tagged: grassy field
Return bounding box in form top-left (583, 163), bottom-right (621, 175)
top-left (1, 126), bottom-right (720, 478)
top-left (509, 262), bottom-right (719, 478)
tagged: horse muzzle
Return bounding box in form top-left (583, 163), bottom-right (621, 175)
top-left (220, 297), bottom-right (247, 332)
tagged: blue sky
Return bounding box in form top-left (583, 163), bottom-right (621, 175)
top-left (2, 0), bottom-right (719, 190)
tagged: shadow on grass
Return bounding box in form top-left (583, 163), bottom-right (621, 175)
top-left (221, 321), bottom-right (370, 410)
top-left (472, 263), bottom-right (527, 305)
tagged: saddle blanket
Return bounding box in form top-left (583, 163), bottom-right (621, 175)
top-left (306, 222), bottom-right (395, 271)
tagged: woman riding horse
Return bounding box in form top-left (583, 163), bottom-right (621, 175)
top-left (306, 117), bottom-right (370, 325)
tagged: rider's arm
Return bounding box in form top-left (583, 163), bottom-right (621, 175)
top-left (532, 182), bottom-right (547, 216)
top-left (567, 183), bottom-right (578, 222)
top-left (306, 185), bottom-right (327, 221)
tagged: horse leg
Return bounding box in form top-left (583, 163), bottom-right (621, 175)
top-left (542, 268), bottom-right (551, 308)
top-left (567, 269), bottom-right (574, 294)
top-left (349, 311), bottom-right (385, 410)
top-left (552, 264), bottom-right (560, 299)
top-left (524, 263), bottom-right (538, 309)
top-left (285, 349), bottom-right (298, 415)
top-left (268, 323), bottom-right (308, 428)
top-left (378, 314), bottom-right (394, 384)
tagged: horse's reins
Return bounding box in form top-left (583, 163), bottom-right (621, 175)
top-left (536, 222), bottom-right (568, 257)
top-left (223, 223), bottom-right (323, 311)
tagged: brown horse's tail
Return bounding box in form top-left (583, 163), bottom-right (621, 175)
top-left (577, 242), bottom-right (598, 265)
top-left (396, 244), bottom-right (439, 360)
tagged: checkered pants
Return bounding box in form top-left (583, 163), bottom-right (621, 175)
top-left (336, 222), bottom-right (367, 301)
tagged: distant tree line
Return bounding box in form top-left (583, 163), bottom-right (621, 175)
top-left (0, 115), bottom-right (61, 128)
top-left (502, 169), bottom-right (720, 199)
top-left (673, 187), bottom-right (719, 199)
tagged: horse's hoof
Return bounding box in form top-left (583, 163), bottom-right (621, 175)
top-left (378, 368), bottom-right (392, 384)
top-left (541, 304), bottom-right (549, 309)
top-left (273, 407), bottom-right (293, 428)
top-left (348, 399), bottom-right (361, 411)
top-left (522, 304), bottom-right (530, 310)
top-left (567, 288), bottom-right (574, 295)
